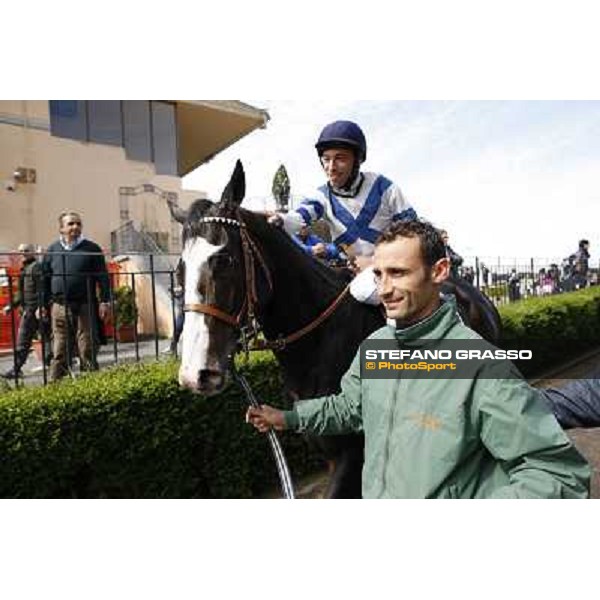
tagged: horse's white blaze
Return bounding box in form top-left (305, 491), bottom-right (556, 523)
top-left (178, 236), bottom-right (223, 388)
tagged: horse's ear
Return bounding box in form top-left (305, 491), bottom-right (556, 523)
top-left (167, 199), bottom-right (188, 224)
top-left (220, 160), bottom-right (245, 210)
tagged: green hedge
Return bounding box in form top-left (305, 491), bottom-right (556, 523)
top-left (498, 286), bottom-right (600, 376)
top-left (1, 286), bottom-right (599, 498)
top-left (0, 354), bottom-right (323, 498)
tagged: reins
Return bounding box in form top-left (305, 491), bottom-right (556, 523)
top-left (251, 285), bottom-right (350, 351)
top-left (229, 357), bottom-right (295, 499)
top-left (181, 211), bottom-right (300, 499)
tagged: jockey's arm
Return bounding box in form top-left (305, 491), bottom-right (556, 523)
top-left (268, 195), bottom-right (327, 234)
top-left (268, 209), bottom-right (309, 236)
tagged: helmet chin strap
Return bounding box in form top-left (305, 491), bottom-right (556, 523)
top-left (330, 170), bottom-right (364, 198)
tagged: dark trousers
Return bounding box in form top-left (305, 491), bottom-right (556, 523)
top-left (11, 309), bottom-right (43, 372)
top-left (170, 299), bottom-right (185, 351)
top-left (50, 302), bottom-right (98, 381)
top-left (9, 309), bottom-right (51, 371)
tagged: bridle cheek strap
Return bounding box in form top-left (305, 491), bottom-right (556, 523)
top-left (183, 300), bottom-right (247, 327)
top-left (183, 213), bottom-right (272, 334)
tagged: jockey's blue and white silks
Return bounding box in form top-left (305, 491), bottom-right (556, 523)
top-left (282, 172), bottom-right (417, 257)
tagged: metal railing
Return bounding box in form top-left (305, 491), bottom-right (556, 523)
top-left (459, 256), bottom-right (599, 306)
top-left (0, 249), bottom-right (181, 389)
top-left (1, 250), bottom-right (598, 388)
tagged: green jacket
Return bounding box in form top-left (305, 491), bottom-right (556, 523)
top-left (284, 298), bottom-right (590, 498)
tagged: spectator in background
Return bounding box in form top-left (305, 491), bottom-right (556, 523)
top-left (575, 239), bottom-right (590, 274)
top-left (542, 269), bottom-right (554, 295)
top-left (293, 225), bottom-right (341, 262)
top-left (548, 263), bottom-right (561, 293)
top-left (462, 266), bottom-right (475, 285)
top-left (573, 239), bottom-right (590, 289)
top-left (439, 229), bottom-right (463, 279)
top-left (163, 257), bottom-right (185, 355)
top-left (508, 269), bottom-right (521, 302)
top-left (537, 268), bottom-right (550, 296)
top-left (1, 244), bottom-right (51, 379)
top-left (480, 263), bottom-right (490, 287)
top-left (561, 254), bottom-right (575, 281)
top-left (42, 211), bottom-right (111, 381)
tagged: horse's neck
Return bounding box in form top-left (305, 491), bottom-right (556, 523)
top-left (259, 241), bottom-right (343, 338)
top-left (265, 256), bottom-right (382, 397)
top-left (248, 220), bottom-right (383, 398)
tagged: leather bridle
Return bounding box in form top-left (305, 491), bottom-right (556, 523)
top-left (183, 212), bottom-right (349, 352)
top-left (182, 212), bottom-right (297, 499)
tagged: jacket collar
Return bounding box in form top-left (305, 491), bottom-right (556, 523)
top-left (59, 235), bottom-right (85, 251)
top-left (329, 172), bottom-right (364, 198)
top-left (393, 295), bottom-right (460, 345)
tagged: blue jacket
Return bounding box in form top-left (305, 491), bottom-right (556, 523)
top-left (541, 371), bottom-right (600, 428)
top-left (293, 232), bottom-right (340, 261)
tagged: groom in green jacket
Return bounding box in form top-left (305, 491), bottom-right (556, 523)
top-left (247, 220), bottom-right (590, 499)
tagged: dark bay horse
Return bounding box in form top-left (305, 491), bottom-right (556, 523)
top-left (176, 161), bottom-right (501, 498)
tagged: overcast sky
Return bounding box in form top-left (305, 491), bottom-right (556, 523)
top-left (183, 100), bottom-right (600, 264)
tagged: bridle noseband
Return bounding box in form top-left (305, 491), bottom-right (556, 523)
top-left (183, 212), bottom-right (349, 352)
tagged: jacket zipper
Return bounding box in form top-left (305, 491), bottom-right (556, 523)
top-left (379, 375), bottom-right (402, 497)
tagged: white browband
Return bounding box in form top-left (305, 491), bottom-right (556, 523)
top-left (197, 216), bottom-right (244, 227)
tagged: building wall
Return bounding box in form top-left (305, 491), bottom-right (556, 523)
top-left (0, 101), bottom-right (204, 253)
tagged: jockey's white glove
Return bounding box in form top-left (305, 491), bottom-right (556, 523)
top-left (350, 266), bottom-right (381, 305)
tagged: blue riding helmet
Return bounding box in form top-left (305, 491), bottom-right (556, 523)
top-left (315, 120), bottom-right (367, 163)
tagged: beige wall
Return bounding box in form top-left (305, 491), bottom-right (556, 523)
top-left (0, 101), bottom-right (204, 253)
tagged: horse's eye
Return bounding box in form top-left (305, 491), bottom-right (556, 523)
top-left (210, 254), bottom-right (233, 268)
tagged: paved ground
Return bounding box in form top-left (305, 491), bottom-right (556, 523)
top-left (0, 337), bottom-right (175, 388)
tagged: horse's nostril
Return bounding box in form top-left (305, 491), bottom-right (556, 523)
top-left (198, 369), bottom-right (225, 392)
top-left (199, 369), bottom-right (217, 383)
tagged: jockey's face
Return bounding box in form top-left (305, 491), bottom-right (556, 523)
top-left (373, 236), bottom-right (449, 326)
top-left (320, 147), bottom-right (355, 188)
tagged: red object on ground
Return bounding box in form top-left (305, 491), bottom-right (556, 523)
top-left (0, 254), bottom-right (22, 352)
top-left (103, 259), bottom-right (123, 339)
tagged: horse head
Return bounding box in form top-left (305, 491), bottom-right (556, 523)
top-left (177, 160), bottom-right (261, 395)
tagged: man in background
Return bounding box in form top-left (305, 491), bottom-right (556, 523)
top-left (2, 244), bottom-right (50, 379)
top-left (43, 211), bottom-right (111, 381)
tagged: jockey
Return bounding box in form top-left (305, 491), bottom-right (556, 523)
top-left (270, 120), bottom-right (418, 303)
